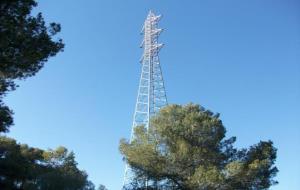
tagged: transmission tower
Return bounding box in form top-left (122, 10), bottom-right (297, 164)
top-left (123, 10), bottom-right (168, 188)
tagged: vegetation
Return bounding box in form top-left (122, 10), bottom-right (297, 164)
top-left (0, 0), bottom-right (64, 132)
top-left (120, 104), bottom-right (278, 190)
top-left (0, 136), bottom-right (93, 189)
top-left (0, 0), bottom-right (106, 189)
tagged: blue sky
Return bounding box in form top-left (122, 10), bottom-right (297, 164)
top-left (4, 0), bottom-right (300, 189)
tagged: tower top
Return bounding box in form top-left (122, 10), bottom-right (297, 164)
top-left (140, 11), bottom-right (163, 63)
top-left (146, 10), bottom-right (162, 22)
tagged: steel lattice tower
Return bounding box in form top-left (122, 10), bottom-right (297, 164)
top-left (123, 10), bottom-right (168, 188)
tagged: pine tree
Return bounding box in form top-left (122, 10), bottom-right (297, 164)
top-left (120, 104), bottom-right (278, 190)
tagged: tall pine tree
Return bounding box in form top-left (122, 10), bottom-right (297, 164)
top-left (120, 104), bottom-right (278, 190)
top-left (0, 0), bottom-right (64, 132)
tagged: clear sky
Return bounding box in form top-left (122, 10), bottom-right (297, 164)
top-left (4, 0), bottom-right (300, 189)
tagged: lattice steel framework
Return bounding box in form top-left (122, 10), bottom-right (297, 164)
top-left (123, 10), bottom-right (168, 188)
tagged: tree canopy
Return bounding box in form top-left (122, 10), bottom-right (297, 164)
top-left (0, 0), bottom-right (64, 132)
top-left (0, 136), bottom-right (93, 190)
top-left (0, 1), bottom-right (106, 189)
top-left (120, 104), bottom-right (278, 190)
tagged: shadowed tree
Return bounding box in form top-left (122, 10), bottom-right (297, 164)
top-left (0, 1), bottom-right (99, 189)
top-left (0, 136), bottom-right (95, 190)
top-left (98, 184), bottom-right (108, 190)
top-left (0, 0), bottom-right (64, 132)
top-left (120, 104), bottom-right (278, 190)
